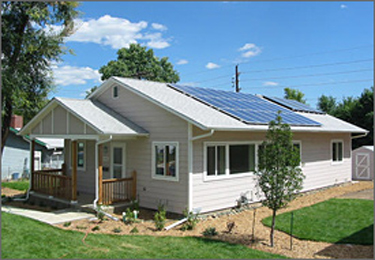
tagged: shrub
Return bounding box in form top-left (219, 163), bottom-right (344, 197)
top-left (130, 227), bottom-right (139, 233)
top-left (124, 208), bottom-right (135, 225)
top-left (76, 225), bottom-right (87, 230)
top-left (130, 199), bottom-right (139, 211)
top-left (63, 222), bottom-right (71, 227)
top-left (202, 227), bottom-right (218, 237)
top-left (113, 227), bottom-right (122, 233)
top-left (92, 225), bottom-right (100, 231)
top-left (96, 205), bottom-right (105, 222)
top-left (181, 208), bottom-right (199, 231)
top-left (154, 204), bottom-right (166, 231)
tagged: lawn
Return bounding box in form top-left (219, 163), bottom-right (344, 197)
top-left (1, 180), bottom-right (29, 191)
top-left (262, 198), bottom-right (374, 245)
top-left (1, 213), bottom-right (286, 259)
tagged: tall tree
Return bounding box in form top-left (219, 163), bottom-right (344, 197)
top-left (1, 1), bottom-right (79, 153)
top-left (256, 113), bottom-right (305, 247)
top-left (317, 95), bottom-right (337, 114)
top-left (284, 88), bottom-right (307, 104)
top-left (99, 43), bottom-right (180, 83)
top-left (317, 87), bottom-right (373, 149)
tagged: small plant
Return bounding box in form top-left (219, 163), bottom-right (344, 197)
top-left (96, 205), bottom-right (105, 222)
top-left (113, 227), bottom-right (122, 233)
top-left (202, 227), bottom-right (218, 237)
top-left (92, 225), bottom-right (100, 231)
top-left (130, 199), bottom-right (139, 211)
top-left (123, 208), bottom-right (135, 225)
top-left (130, 227), bottom-right (139, 233)
top-left (154, 204), bottom-right (166, 231)
top-left (181, 208), bottom-right (199, 231)
top-left (76, 225), bottom-right (87, 230)
top-left (63, 222), bottom-right (71, 227)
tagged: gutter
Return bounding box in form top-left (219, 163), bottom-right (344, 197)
top-left (351, 132), bottom-right (368, 139)
top-left (93, 135), bottom-right (119, 221)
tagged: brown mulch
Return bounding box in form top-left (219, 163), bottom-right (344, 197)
top-left (54, 181), bottom-right (374, 259)
top-left (1, 187), bottom-right (25, 197)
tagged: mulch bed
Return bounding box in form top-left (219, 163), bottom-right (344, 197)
top-left (53, 181), bottom-right (374, 259)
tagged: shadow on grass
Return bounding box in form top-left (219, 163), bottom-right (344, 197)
top-left (315, 224), bottom-right (374, 259)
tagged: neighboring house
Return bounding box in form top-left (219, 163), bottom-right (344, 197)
top-left (19, 77), bottom-right (368, 213)
top-left (352, 146), bottom-right (374, 181)
top-left (1, 116), bottom-right (64, 180)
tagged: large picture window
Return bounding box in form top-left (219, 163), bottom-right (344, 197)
top-left (152, 142), bottom-right (179, 181)
top-left (332, 140), bottom-right (343, 162)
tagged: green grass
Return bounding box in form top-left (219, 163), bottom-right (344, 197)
top-left (262, 198), bottom-right (374, 245)
top-left (1, 180), bottom-right (29, 191)
top-left (1, 213), bottom-right (286, 259)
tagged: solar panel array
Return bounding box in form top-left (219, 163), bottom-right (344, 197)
top-left (169, 84), bottom-right (321, 126)
top-left (264, 96), bottom-right (324, 114)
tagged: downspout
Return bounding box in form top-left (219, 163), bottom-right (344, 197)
top-left (187, 125), bottom-right (215, 212)
top-left (93, 135), bottom-right (119, 221)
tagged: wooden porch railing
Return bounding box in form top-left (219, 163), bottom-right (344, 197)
top-left (101, 171), bottom-right (137, 205)
top-left (32, 169), bottom-right (72, 201)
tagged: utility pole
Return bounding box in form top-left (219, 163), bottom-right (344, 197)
top-left (235, 64), bottom-right (241, 93)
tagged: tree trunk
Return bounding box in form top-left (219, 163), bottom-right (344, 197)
top-left (1, 96), bottom-right (13, 154)
top-left (270, 209), bottom-right (277, 247)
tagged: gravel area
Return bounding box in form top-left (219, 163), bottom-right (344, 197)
top-left (54, 181), bottom-right (374, 259)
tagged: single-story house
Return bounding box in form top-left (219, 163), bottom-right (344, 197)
top-left (352, 146), bottom-right (374, 181)
top-left (19, 77), bottom-right (368, 213)
top-left (2, 115), bottom-right (64, 180)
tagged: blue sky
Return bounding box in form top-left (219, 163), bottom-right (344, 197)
top-left (52, 1), bottom-right (373, 108)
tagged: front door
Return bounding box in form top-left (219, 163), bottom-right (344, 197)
top-left (111, 143), bottom-right (126, 178)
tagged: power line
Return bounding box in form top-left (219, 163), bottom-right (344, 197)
top-left (249, 78), bottom-right (374, 90)
top-left (182, 44), bottom-right (373, 77)
top-left (240, 68), bottom-right (373, 82)
top-left (241, 59), bottom-right (373, 74)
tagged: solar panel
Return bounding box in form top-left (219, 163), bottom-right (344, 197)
top-left (168, 84), bottom-right (321, 126)
top-left (264, 96), bottom-right (324, 114)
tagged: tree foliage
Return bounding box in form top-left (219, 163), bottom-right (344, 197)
top-left (99, 43), bottom-right (180, 83)
top-left (1, 1), bottom-right (79, 152)
top-left (317, 87), bottom-right (374, 149)
top-left (284, 88), bottom-right (306, 104)
top-left (256, 113), bottom-right (305, 247)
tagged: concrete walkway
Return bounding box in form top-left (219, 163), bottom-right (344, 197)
top-left (2, 206), bottom-right (95, 225)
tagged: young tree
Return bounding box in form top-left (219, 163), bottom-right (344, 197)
top-left (1, 1), bottom-right (79, 153)
top-left (317, 95), bottom-right (337, 115)
top-left (256, 113), bottom-right (305, 247)
top-left (284, 88), bottom-right (306, 104)
top-left (99, 43), bottom-right (180, 83)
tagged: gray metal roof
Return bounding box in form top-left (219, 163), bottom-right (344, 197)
top-left (94, 77), bottom-right (367, 134)
top-left (56, 98), bottom-right (148, 135)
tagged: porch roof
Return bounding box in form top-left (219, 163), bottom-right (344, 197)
top-left (19, 97), bottom-right (148, 137)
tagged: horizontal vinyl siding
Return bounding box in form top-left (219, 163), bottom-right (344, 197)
top-left (192, 128), bottom-right (353, 213)
top-left (96, 84), bottom-right (188, 213)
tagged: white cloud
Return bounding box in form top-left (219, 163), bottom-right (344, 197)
top-left (340, 4), bottom-right (348, 9)
top-left (55, 15), bottom-right (170, 49)
top-left (176, 59), bottom-right (188, 65)
top-left (238, 43), bottom-right (262, 58)
top-left (206, 62), bottom-right (220, 69)
top-left (151, 23), bottom-right (167, 31)
top-left (263, 81), bottom-right (279, 86)
top-left (52, 65), bottom-right (102, 86)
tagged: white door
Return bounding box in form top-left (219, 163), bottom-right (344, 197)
top-left (111, 143), bottom-right (126, 179)
top-left (356, 153), bottom-right (370, 180)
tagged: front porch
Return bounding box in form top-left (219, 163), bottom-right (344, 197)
top-left (29, 139), bottom-right (137, 206)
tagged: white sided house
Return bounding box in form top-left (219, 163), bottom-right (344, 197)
top-left (19, 77), bottom-right (368, 214)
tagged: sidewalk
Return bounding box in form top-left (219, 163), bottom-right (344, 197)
top-left (2, 206), bottom-right (95, 225)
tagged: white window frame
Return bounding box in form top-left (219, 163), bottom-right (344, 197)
top-left (331, 139), bottom-right (344, 164)
top-left (110, 142), bottom-right (126, 179)
top-left (203, 141), bottom-right (262, 182)
top-left (69, 140), bottom-right (86, 171)
top-left (112, 85), bottom-right (119, 99)
top-left (151, 141), bottom-right (179, 182)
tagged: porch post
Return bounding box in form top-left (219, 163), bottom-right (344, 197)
top-left (132, 170), bottom-right (137, 200)
top-left (98, 144), bottom-right (103, 204)
top-left (30, 139), bottom-right (35, 190)
top-left (71, 140), bottom-right (77, 202)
